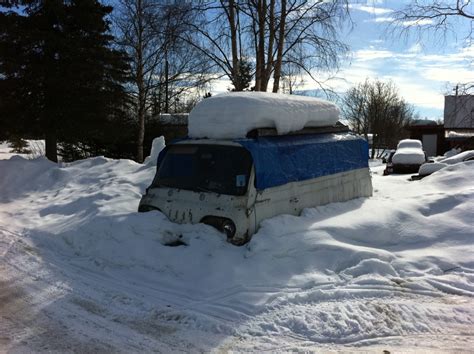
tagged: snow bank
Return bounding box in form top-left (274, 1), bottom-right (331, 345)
top-left (418, 150), bottom-right (474, 176)
top-left (188, 92), bottom-right (340, 139)
top-left (418, 162), bottom-right (447, 176)
top-left (1, 151), bottom-right (474, 351)
top-left (439, 150), bottom-right (474, 164)
top-left (443, 147), bottom-right (461, 158)
top-left (144, 136), bottom-right (165, 165)
top-left (392, 147), bottom-right (426, 165)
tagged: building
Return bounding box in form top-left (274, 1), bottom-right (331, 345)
top-left (408, 119), bottom-right (447, 157)
top-left (444, 95), bottom-right (474, 149)
top-left (146, 113), bottom-right (188, 144)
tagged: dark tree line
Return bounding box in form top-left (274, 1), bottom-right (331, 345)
top-left (0, 0), bottom-right (131, 162)
top-left (0, 0), bottom-right (356, 162)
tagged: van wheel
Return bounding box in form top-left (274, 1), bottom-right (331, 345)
top-left (229, 233), bottom-right (250, 246)
top-left (138, 205), bottom-right (161, 213)
top-left (201, 216), bottom-right (248, 245)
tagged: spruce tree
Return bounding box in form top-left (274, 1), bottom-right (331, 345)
top-left (0, 0), bottom-right (130, 162)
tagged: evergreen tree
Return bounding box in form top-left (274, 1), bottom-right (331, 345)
top-left (0, 0), bottom-right (130, 162)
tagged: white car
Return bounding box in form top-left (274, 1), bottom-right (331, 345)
top-left (390, 139), bottom-right (427, 173)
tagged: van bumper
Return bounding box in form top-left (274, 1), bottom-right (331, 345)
top-left (138, 188), bottom-right (251, 244)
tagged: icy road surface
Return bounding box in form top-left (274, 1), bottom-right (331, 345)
top-left (0, 154), bottom-right (473, 352)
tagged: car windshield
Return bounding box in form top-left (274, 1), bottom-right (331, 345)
top-left (152, 144), bottom-right (253, 196)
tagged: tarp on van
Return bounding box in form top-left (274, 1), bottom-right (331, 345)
top-left (236, 133), bottom-right (369, 190)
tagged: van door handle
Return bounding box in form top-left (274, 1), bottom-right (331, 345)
top-left (290, 197), bottom-right (299, 203)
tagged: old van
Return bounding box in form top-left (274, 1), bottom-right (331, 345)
top-left (138, 92), bottom-right (372, 245)
top-left (139, 130), bottom-right (372, 245)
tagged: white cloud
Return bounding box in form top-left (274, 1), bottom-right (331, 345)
top-left (401, 19), bottom-right (434, 26)
top-left (348, 4), bottom-right (393, 15)
top-left (208, 43), bottom-right (473, 119)
top-left (382, 76), bottom-right (445, 109)
top-left (422, 67), bottom-right (474, 83)
top-left (371, 16), bottom-right (395, 23)
top-left (355, 49), bottom-right (394, 61)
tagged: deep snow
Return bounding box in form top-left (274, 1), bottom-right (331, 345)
top-left (0, 146), bottom-right (473, 351)
top-left (188, 92), bottom-right (340, 139)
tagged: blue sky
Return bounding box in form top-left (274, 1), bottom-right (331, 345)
top-left (335, 0), bottom-right (474, 120)
top-left (210, 0), bottom-right (474, 120)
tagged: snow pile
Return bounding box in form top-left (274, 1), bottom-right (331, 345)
top-left (188, 92), bottom-right (340, 139)
top-left (418, 150), bottom-right (474, 176)
top-left (439, 150), bottom-right (474, 164)
top-left (418, 162), bottom-right (447, 176)
top-left (443, 147), bottom-right (461, 158)
top-left (1, 152), bottom-right (474, 351)
top-left (143, 136), bottom-right (166, 165)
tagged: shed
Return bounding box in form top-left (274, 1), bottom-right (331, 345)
top-left (408, 120), bottom-right (447, 157)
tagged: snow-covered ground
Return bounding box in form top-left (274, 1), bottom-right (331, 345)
top-left (0, 140), bottom-right (45, 160)
top-left (1, 146), bottom-right (473, 351)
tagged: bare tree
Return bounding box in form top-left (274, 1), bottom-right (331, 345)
top-left (342, 79), bottom-right (415, 158)
top-left (183, 0), bottom-right (349, 93)
top-left (114, 0), bottom-right (163, 162)
top-left (392, 0), bottom-right (473, 42)
top-left (115, 0), bottom-right (210, 162)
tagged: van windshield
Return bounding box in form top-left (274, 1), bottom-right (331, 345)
top-left (153, 144), bottom-right (253, 196)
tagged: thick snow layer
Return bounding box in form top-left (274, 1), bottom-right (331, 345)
top-left (392, 147), bottom-right (426, 165)
top-left (1, 146), bottom-right (474, 351)
top-left (440, 150), bottom-right (474, 164)
top-left (418, 162), bottom-right (448, 176)
top-left (418, 150), bottom-right (474, 176)
top-left (143, 136), bottom-right (165, 165)
top-left (188, 92), bottom-right (340, 139)
top-left (444, 148), bottom-right (462, 158)
top-left (397, 139), bottom-right (422, 149)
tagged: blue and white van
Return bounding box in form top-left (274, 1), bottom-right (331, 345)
top-left (139, 127), bottom-right (372, 245)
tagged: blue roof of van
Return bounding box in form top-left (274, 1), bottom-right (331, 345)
top-left (235, 133), bottom-right (369, 190)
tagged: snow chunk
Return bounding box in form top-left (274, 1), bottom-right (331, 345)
top-left (144, 136), bottom-right (166, 165)
top-left (419, 150), bottom-right (474, 176)
top-left (439, 150), bottom-right (474, 165)
top-left (188, 92), bottom-right (340, 139)
top-left (392, 148), bottom-right (426, 165)
top-left (419, 162), bottom-right (448, 176)
top-left (444, 148), bottom-right (461, 158)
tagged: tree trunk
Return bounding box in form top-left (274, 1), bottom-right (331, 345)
top-left (136, 0), bottom-right (145, 163)
top-left (45, 130), bottom-right (58, 163)
top-left (261, 0), bottom-right (275, 92)
top-left (255, 0), bottom-right (266, 91)
top-left (136, 92), bottom-right (145, 162)
top-left (272, 0), bottom-right (286, 93)
top-left (228, 0), bottom-right (241, 91)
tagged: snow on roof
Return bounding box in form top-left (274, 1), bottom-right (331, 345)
top-left (397, 139), bottom-right (422, 149)
top-left (392, 148), bottom-right (426, 165)
top-left (188, 92), bottom-right (340, 139)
